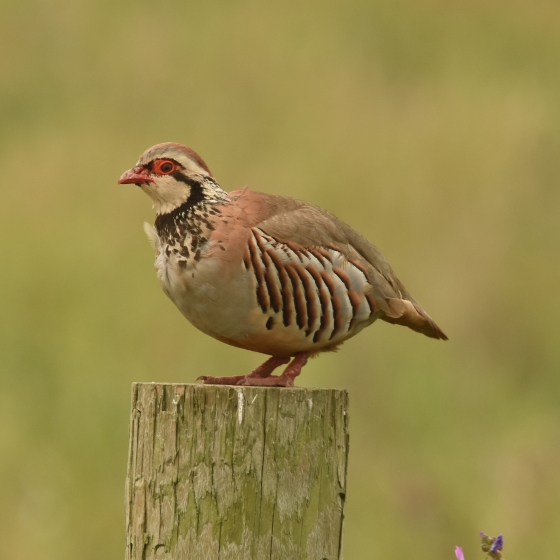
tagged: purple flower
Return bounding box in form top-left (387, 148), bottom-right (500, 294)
top-left (455, 546), bottom-right (465, 560)
top-left (490, 535), bottom-right (504, 554)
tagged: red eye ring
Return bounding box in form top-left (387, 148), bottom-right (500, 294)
top-left (154, 159), bottom-right (176, 174)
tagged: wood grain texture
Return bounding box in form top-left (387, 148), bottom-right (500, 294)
top-left (125, 383), bottom-right (349, 560)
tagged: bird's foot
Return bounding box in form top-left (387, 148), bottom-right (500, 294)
top-left (238, 375), bottom-right (296, 387)
top-left (237, 353), bottom-right (310, 388)
top-left (197, 375), bottom-right (247, 385)
top-left (196, 356), bottom-right (290, 386)
top-left (197, 354), bottom-right (310, 388)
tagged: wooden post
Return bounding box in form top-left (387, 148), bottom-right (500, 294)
top-left (125, 383), bottom-right (349, 560)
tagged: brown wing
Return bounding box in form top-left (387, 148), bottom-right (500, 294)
top-left (229, 189), bottom-right (447, 340)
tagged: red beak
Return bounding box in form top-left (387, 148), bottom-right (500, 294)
top-left (118, 167), bottom-right (154, 185)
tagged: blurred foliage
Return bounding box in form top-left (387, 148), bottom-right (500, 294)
top-left (1, 0), bottom-right (560, 558)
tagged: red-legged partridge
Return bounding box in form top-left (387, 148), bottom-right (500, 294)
top-left (119, 143), bottom-right (447, 387)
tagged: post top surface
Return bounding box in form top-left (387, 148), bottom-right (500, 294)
top-left (132, 381), bottom-right (348, 394)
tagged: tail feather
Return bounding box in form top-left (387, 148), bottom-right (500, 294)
top-left (382, 298), bottom-right (448, 340)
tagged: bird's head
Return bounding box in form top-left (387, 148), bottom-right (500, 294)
top-left (118, 143), bottom-right (222, 214)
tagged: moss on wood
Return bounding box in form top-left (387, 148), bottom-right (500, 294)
top-left (125, 383), bottom-right (349, 560)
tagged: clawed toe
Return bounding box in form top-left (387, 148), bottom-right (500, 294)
top-left (198, 375), bottom-right (247, 385)
top-left (196, 353), bottom-right (309, 388)
top-left (238, 375), bottom-right (295, 387)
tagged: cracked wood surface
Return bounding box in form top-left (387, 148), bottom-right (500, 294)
top-left (125, 383), bottom-right (349, 560)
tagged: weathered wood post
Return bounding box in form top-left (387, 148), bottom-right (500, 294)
top-left (125, 383), bottom-right (349, 560)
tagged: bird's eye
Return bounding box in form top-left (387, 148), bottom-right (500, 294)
top-left (154, 160), bottom-right (176, 174)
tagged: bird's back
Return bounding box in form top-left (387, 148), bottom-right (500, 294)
top-left (223, 189), bottom-right (447, 342)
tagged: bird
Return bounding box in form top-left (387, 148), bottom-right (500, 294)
top-left (119, 142), bottom-right (447, 387)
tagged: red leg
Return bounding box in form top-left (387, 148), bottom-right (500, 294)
top-left (197, 356), bottom-right (289, 386)
top-left (245, 356), bottom-right (290, 378)
top-left (239, 352), bottom-right (310, 387)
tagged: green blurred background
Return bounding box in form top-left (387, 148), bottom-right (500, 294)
top-left (1, 0), bottom-right (559, 558)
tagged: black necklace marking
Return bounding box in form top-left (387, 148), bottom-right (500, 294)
top-left (154, 175), bottom-right (226, 262)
